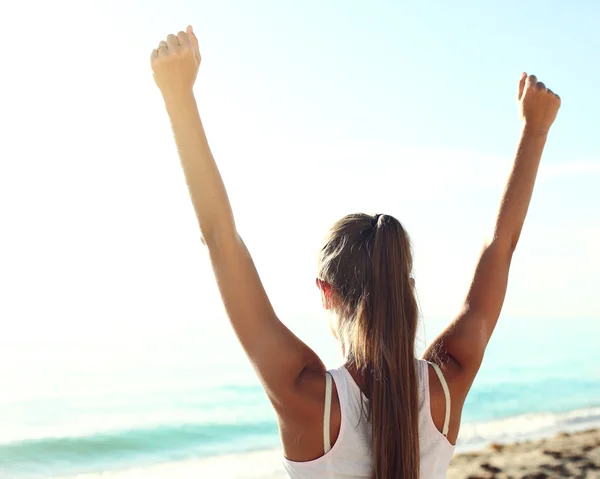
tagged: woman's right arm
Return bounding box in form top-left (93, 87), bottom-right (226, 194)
top-left (150, 27), bottom-right (324, 411)
top-left (424, 73), bottom-right (561, 391)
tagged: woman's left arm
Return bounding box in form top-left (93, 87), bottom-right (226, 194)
top-left (151, 27), bottom-right (324, 408)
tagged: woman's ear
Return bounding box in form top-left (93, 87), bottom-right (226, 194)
top-left (410, 277), bottom-right (415, 289)
top-left (316, 278), bottom-right (333, 310)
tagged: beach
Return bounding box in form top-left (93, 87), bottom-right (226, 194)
top-left (52, 428), bottom-right (600, 479)
top-left (448, 428), bottom-right (600, 479)
top-left (1, 318), bottom-right (598, 478)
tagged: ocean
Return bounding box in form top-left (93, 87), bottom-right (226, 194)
top-left (0, 315), bottom-right (598, 479)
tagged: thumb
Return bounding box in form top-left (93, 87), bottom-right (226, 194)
top-left (517, 72), bottom-right (527, 101)
top-left (187, 25), bottom-right (200, 61)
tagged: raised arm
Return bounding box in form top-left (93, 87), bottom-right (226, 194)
top-left (150, 27), bottom-right (323, 407)
top-left (424, 73), bottom-right (561, 391)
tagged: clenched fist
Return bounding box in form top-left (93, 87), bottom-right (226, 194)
top-left (151, 25), bottom-right (201, 99)
top-left (518, 73), bottom-right (561, 135)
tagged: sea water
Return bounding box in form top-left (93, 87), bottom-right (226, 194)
top-left (0, 316), bottom-right (598, 478)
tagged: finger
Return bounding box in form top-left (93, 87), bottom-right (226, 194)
top-left (545, 87), bottom-right (561, 102)
top-left (177, 30), bottom-right (191, 46)
top-left (167, 34), bottom-right (180, 49)
top-left (150, 49), bottom-right (159, 61)
top-left (536, 81), bottom-right (546, 91)
top-left (527, 74), bottom-right (538, 88)
top-left (187, 25), bottom-right (201, 62)
top-left (518, 72), bottom-right (527, 100)
top-left (157, 40), bottom-right (168, 56)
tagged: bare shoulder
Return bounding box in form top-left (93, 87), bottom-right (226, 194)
top-left (425, 358), bottom-right (465, 445)
top-left (277, 367), bottom-right (342, 462)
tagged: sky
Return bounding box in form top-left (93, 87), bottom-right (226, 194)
top-left (1, 0), bottom-right (599, 351)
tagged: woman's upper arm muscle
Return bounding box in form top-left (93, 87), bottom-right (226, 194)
top-left (424, 238), bottom-right (514, 393)
top-left (207, 232), bottom-right (324, 406)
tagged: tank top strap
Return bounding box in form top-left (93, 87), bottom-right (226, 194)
top-left (323, 372), bottom-right (333, 454)
top-left (428, 361), bottom-right (451, 437)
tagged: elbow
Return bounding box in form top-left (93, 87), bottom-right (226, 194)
top-left (492, 228), bottom-right (520, 255)
top-left (198, 214), bottom-right (237, 250)
top-left (509, 233), bottom-right (520, 253)
top-left (485, 236), bottom-right (517, 267)
top-left (199, 229), bottom-right (212, 248)
top-left (505, 227), bottom-right (522, 253)
top-left (200, 227), bottom-right (239, 251)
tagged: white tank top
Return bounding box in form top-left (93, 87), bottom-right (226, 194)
top-left (282, 359), bottom-right (455, 479)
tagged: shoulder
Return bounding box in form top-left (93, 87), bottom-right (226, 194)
top-left (277, 367), bottom-right (343, 462)
top-left (423, 357), bottom-right (465, 445)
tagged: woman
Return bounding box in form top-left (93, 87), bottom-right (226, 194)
top-left (150, 26), bottom-right (561, 479)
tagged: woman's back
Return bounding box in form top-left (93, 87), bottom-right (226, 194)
top-left (283, 360), bottom-right (455, 479)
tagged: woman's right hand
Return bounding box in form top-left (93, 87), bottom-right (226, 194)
top-left (518, 73), bottom-right (561, 135)
top-left (151, 25), bottom-right (201, 101)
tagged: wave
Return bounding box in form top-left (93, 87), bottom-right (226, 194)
top-left (49, 406), bottom-right (600, 479)
top-left (0, 420), bottom-right (279, 477)
top-left (2, 405), bottom-right (599, 478)
top-left (457, 405), bottom-right (600, 451)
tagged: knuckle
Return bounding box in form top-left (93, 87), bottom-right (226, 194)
top-left (179, 45), bottom-right (193, 56)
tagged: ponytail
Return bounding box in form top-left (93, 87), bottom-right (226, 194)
top-left (318, 213), bottom-right (420, 478)
top-left (353, 215), bottom-right (420, 479)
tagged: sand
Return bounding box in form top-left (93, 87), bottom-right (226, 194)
top-left (447, 428), bottom-right (600, 479)
top-left (55, 448), bottom-right (285, 479)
